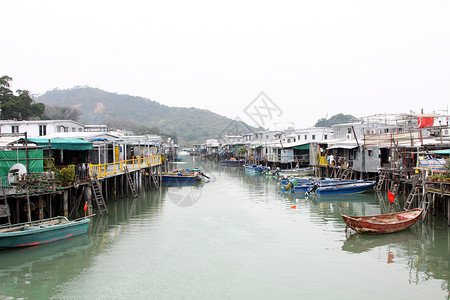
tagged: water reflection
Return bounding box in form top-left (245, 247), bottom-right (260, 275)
top-left (0, 235), bottom-right (91, 299)
top-left (1, 157), bottom-right (449, 299)
top-left (342, 230), bottom-right (422, 254)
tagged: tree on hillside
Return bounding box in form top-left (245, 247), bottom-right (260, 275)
top-left (43, 104), bottom-right (81, 121)
top-left (0, 75), bottom-right (45, 120)
top-left (314, 113), bottom-right (358, 127)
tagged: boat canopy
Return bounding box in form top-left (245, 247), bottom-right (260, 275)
top-left (433, 149), bottom-right (450, 155)
top-left (327, 143), bottom-right (358, 150)
top-left (293, 144), bottom-right (309, 150)
top-left (28, 138), bottom-right (94, 151)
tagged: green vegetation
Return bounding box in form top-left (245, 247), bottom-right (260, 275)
top-left (42, 104), bottom-right (81, 121)
top-left (314, 113), bottom-right (358, 127)
top-left (36, 87), bottom-right (259, 143)
top-left (0, 75), bottom-right (45, 120)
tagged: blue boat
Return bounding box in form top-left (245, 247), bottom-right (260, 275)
top-left (161, 174), bottom-right (203, 182)
top-left (281, 179), bottom-right (373, 195)
top-left (306, 180), bottom-right (376, 196)
top-left (221, 159), bottom-right (245, 166)
top-left (0, 216), bottom-right (91, 248)
top-left (161, 170), bottom-right (209, 183)
top-left (244, 164), bottom-right (267, 173)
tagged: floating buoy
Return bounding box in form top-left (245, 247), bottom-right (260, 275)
top-left (291, 205), bottom-right (296, 209)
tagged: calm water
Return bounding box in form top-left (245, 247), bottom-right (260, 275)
top-left (1, 157), bottom-right (449, 299)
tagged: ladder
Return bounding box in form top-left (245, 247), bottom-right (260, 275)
top-left (390, 181), bottom-right (400, 195)
top-left (375, 172), bottom-right (386, 191)
top-left (403, 185), bottom-right (420, 210)
top-left (125, 166), bottom-right (138, 198)
top-left (420, 193), bottom-right (434, 221)
top-left (148, 164), bottom-right (160, 190)
top-left (91, 176), bottom-right (108, 216)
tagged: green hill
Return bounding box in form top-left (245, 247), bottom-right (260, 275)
top-left (35, 87), bottom-right (257, 143)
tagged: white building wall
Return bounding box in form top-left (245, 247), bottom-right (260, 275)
top-left (0, 120), bottom-right (84, 138)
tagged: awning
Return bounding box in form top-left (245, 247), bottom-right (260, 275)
top-left (250, 144), bottom-right (262, 149)
top-left (327, 144), bottom-right (358, 150)
top-left (433, 149), bottom-right (450, 155)
top-left (28, 138), bottom-right (94, 151)
top-left (293, 144), bottom-right (309, 150)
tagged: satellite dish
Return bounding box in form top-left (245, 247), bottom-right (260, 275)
top-left (8, 163), bottom-right (27, 184)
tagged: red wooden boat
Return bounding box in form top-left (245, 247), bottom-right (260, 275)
top-left (341, 208), bottom-right (422, 234)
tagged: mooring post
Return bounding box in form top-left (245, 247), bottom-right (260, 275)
top-left (39, 195), bottom-right (44, 220)
top-left (63, 190), bottom-right (69, 218)
top-left (85, 184), bottom-right (93, 216)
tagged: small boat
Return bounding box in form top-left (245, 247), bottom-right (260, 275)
top-left (341, 208), bottom-right (422, 234)
top-left (221, 159), bottom-right (245, 166)
top-left (244, 164), bottom-right (267, 173)
top-left (281, 179), bottom-right (366, 194)
top-left (161, 170), bottom-right (209, 182)
top-left (278, 167), bottom-right (314, 177)
top-left (0, 216), bottom-right (91, 248)
top-left (306, 180), bottom-right (375, 196)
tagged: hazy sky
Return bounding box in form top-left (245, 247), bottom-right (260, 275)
top-left (2, 1), bottom-right (449, 129)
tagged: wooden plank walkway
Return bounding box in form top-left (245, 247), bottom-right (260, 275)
top-left (89, 155), bottom-right (162, 179)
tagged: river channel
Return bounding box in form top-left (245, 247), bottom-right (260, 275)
top-left (1, 156), bottom-right (449, 299)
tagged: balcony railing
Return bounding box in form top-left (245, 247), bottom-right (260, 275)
top-left (89, 155), bottom-right (162, 178)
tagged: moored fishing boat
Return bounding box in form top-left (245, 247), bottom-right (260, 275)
top-left (307, 180), bottom-right (375, 196)
top-left (221, 159), bottom-right (245, 166)
top-left (0, 216), bottom-right (91, 248)
top-left (244, 164), bottom-right (267, 173)
top-left (278, 167), bottom-right (314, 177)
top-left (281, 178), bottom-right (366, 194)
top-left (341, 208), bottom-right (422, 234)
top-left (161, 169), bottom-right (209, 182)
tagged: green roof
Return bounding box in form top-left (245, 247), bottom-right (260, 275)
top-left (293, 144), bottom-right (310, 150)
top-left (434, 149), bottom-right (450, 155)
top-left (28, 138), bottom-right (94, 151)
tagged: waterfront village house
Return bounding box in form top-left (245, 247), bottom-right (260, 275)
top-left (277, 127), bottom-right (333, 166)
top-left (41, 132), bottom-right (161, 165)
top-left (204, 139), bottom-right (220, 155)
top-left (244, 128), bottom-right (333, 166)
top-left (0, 120), bottom-right (85, 137)
top-left (40, 131), bottom-right (119, 165)
top-left (120, 135), bottom-right (161, 162)
top-left (218, 136), bottom-right (243, 156)
top-left (325, 114), bottom-right (450, 175)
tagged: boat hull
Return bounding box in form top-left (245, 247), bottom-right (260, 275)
top-left (161, 175), bottom-right (200, 182)
top-left (244, 164), bottom-right (265, 173)
top-left (315, 181), bottom-right (376, 195)
top-left (221, 160), bottom-right (244, 166)
top-left (341, 208), bottom-right (422, 234)
top-left (0, 217), bottom-right (90, 248)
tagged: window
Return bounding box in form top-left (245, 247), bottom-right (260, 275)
top-left (39, 125), bottom-right (47, 136)
top-left (11, 125), bottom-right (19, 133)
top-left (72, 127), bottom-right (76, 132)
top-left (312, 135), bottom-right (316, 140)
top-left (64, 127), bottom-right (68, 132)
top-left (368, 150), bottom-right (373, 156)
top-left (324, 134), bottom-right (328, 140)
top-left (347, 128), bottom-right (352, 134)
top-left (298, 135), bottom-right (301, 140)
top-left (304, 135), bottom-right (307, 140)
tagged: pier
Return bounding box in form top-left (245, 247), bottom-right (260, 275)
top-left (0, 155), bottom-right (163, 225)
